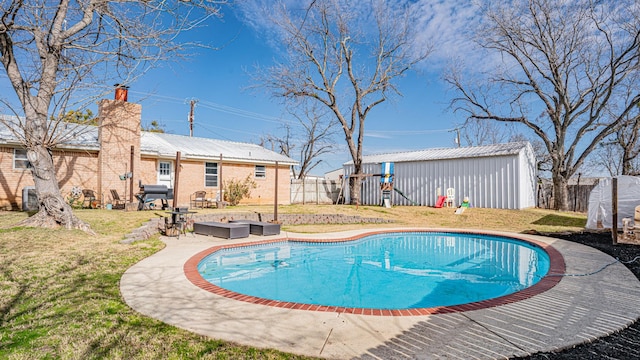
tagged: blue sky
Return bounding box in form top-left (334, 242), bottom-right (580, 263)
top-left (125, 2), bottom-right (474, 175)
top-left (0, 1), bottom-right (479, 176)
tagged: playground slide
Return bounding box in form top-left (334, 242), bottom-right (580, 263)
top-left (393, 187), bottom-right (419, 205)
top-left (435, 195), bottom-right (446, 208)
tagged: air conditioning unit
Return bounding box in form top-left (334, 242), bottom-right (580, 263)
top-left (22, 186), bottom-right (38, 211)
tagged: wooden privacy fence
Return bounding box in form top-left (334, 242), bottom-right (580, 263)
top-left (537, 179), bottom-right (600, 212)
top-left (290, 179), bottom-right (341, 205)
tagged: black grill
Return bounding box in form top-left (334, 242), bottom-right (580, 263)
top-left (137, 184), bottom-right (173, 210)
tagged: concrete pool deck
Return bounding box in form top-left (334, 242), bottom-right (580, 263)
top-left (120, 228), bottom-right (640, 359)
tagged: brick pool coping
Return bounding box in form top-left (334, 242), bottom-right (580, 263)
top-left (184, 229), bottom-right (565, 316)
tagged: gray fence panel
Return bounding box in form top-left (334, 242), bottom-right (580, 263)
top-left (290, 179), bottom-right (341, 204)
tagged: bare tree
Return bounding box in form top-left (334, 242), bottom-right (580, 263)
top-left (607, 87), bottom-right (640, 175)
top-left (260, 125), bottom-right (294, 160)
top-left (0, 1), bottom-right (222, 230)
top-left (261, 103), bottom-right (337, 179)
top-left (447, 0), bottom-right (640, 210)
top-left (289, 103), bottom-right (337, 179)
top-left (589, 117), bottom-right (640, 177)
top-left (250, 0), bottom-right (430, 205)
top-left (588, 141), bottom-right (625, 177)
top-left (459, 118), bottom-right (513, 147)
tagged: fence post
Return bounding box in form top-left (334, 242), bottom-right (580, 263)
top-left (612, 177), bottom-right (618, 245)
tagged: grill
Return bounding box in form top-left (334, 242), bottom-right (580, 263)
top-left (136, 184), bottom-right (173, 210)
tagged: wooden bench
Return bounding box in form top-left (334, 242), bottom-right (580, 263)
top-left (193, 222), bottom-right (250, 239)
top-left (229, 220), bottom-right (281, 236)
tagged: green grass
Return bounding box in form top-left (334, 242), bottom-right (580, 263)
top-left (0, 206), bottom-right (587, 359)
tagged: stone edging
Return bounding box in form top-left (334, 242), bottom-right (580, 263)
top-left (121, 212), bottom-right (392, 244)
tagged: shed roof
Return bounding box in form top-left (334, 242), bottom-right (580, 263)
top-left (0, 118), bottom-right (297, 165)
top-left (344, 141), bottom-right (533, 165)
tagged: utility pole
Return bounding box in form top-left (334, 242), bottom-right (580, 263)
top-left (449, 128), bottom-right (461, 147)
top-left (188, 99), bottom-right (198, 137)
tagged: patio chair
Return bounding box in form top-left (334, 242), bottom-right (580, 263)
top-left (445, 188), bottom-right (455, 208)
top-left (190, 190), bottom-right (208, 209)
top-left (110, 189), bottom-right (126, 209)
top-left (82, 189), bottom-right (100, 209)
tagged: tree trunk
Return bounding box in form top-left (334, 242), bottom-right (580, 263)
top-left (552, 173), bottom-right (570, 211)
top-left (18, 144), bottom-right (93, 233)
top-left (349, 163), bottom-right (362, 206)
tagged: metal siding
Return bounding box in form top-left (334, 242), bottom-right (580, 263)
top-left (518, 144), bottom-right (538, 208)
top-left (343, 144), bottom-right (536, 209)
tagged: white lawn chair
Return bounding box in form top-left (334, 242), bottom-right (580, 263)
top-left (446, 188), bottom-right (455, 207)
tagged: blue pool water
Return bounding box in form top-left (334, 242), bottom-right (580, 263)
top-left (197, 232), bottom-right (550, 309)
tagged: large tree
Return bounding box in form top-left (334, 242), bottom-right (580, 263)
top-left (0, 1), bottom-right (221, 230)
top-left (261, 102), bottom-right (337, 179)
top-left (246, 0), bottom-right (430, 204)
top-left (447, 0), bottom-right (640, 210)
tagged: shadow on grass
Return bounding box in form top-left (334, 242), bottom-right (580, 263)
top-left (0, 246), bottom-right (308, 359)
top-left (531, 214), bottom-right (586, 228)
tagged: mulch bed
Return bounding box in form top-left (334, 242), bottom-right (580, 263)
top-left (515, 231), bottom-right (640, 360)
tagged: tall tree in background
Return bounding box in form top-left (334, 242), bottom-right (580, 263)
top-left (262, 102), bottom-right (336, 179)
top-left (447, 0), bottom-right (640, 210)
top-left (589, 114), bottom-right (640, 176)
top-left (0, 1), bottom-right (221, 230)
top-left (142, 120), bottom-right (166, 134)
top-left (459, 118), bottom-right (513, 147)
top-left (249, 0), bottom-right (430, 204)
top-left (60, 109), bottom-right (96, 126)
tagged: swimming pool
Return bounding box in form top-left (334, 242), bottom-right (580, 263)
top-left (194, 231), bottom-right (551, 311)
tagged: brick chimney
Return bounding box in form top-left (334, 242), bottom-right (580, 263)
top-left (114, 84), bottom-right (129, 102)
top-left (97, 87), bottom-right (141, 202)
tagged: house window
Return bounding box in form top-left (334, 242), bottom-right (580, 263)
top-left (255, 165), bottom-right (266, 179)
top-left (205, 162), bottom-right (218, 187)
top-left (13, 148), bottom-right (31, 169)
top-left (159, 162), bottom-right (171, 176)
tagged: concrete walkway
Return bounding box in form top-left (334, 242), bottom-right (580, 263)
top-left (120, 229), bottom-right (640, 359)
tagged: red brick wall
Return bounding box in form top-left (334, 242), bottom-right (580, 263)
top-left (221, 162), bottom-right (290, 205)
top-left (0, 147), bottom-right (99, 210)
top-left (1, 99), bottom-right (292, 209)
top-left (0, 146), bottom-right (292, 210)
top-left (137, 159), bottom-right (292, 207)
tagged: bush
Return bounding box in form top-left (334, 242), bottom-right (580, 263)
top-left (223, 175), bottom-right (257, 206)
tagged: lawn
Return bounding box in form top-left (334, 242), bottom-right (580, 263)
top-left (0, 205), bottom-right (588, 359)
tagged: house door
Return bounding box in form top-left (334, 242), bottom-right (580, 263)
top-left (158, 161), bottom-right (173, 187)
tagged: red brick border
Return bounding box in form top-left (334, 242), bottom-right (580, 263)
top-left (183, 230), bottom-right (565, 316)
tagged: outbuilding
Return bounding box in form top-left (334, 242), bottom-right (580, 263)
top-left (342, 142), bottom-right (537, 209)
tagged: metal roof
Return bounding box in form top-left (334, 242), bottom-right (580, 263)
top-left (0, 116), bottom-right (100, 150)
top-left (140, 132), bottom-right (297, 165)
top-left (0, 118), bottom-right (296, 165)
top-left (344, 141), bottom-right (533, 165)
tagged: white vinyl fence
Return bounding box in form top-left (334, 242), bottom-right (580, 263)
top-left (290, 179), bottom-right (341, 204)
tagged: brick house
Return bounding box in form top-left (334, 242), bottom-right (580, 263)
top-left (0, 94), bottom-right (297, 210)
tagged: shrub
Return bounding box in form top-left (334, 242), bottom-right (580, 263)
top-left (223, 175), bottom-right (257, 206)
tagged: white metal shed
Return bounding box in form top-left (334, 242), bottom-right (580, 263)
top-left (342, 142), bottom-right (537, 209)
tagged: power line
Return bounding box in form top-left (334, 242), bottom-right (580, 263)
top-left (129, 90), bottom-right (458, 139)
top-left (129, 90), bottom-right (298, 127)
